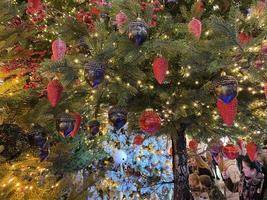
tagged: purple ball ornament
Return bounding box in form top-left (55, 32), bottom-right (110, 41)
top-left (29, 125), bottom-right (49, 162)
top-left (255, 60), bottom-right (264, 68)
top-left (261, 45), bottom-right (267, 54)
top-left (84, 61), bottom-right (105, 88)
top-left (108, 106), bottom-right (128, 130)
top-left (215, 76), bottom-right (238, 104)
top-left (128, 19), bottom-right (149, 46)
top-left (56, 113), bottom-right (75, 138)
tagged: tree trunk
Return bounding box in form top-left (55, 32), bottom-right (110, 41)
top-left (172, 128), bottom-right (191, 200)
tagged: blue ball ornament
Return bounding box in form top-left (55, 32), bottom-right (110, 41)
top-left (108, 106), bottom-right (128, 130)
top-left (128, 19), bottom-right (149, 46)
top-left (84, 61), bottom-right (105, 88)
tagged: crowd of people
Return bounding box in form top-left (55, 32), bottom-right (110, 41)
top-left (188, 138), bottom-right (267, 200)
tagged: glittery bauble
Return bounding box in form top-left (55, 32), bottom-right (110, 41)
top-left (89, 120), bottom-right (100, 136)
top-left (139, 111), bottom-right (161, 134)
top-left (128, 19), bottom-right (149, 45)
top-left (56, 113), bottom-right (75, 138)
top-left (113, 149), bottom-right (127, 165)
top-left (215, 76), bottom-right (238, 104)
top-left (108, 106), bottom-right (127, 130)
top-left (84, 61), bottom-right (105, 88)
top-left (222, 144), bottom-right (239, 160)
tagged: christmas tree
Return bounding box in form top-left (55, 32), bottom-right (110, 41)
top-left (0, 0), bottom-right (266, 199)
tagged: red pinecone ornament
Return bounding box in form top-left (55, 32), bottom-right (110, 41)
top-left (246, 142), bottom-right (257, 161)
top-left (133, 135), bottom-right (144, 145)
top-left (139, 111), bottom-right (161, 134)
top-left (70, 112), bottom-right (81, 137)
top-left (222, 144), bottom-right (240, 160)
top-left (47, 80), bottom-right (63, 107)
top-left (188, 19), bottom-right (202, 39)
top-left (217, 98), bottom-right (238, 126)
top-left (152, 57), bottom-right (169, 84)
top-left (189, 139), bottom-right (198, 151)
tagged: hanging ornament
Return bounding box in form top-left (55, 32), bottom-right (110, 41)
top-left (128, 19), bottom-right (149, 46)
top-left (264, 83), bottom-right (267, 99)
top-left (188, 19), bottom-right (202, 39)
top-left (139, 110), bottom-right (161, 134)
top-left (114, 11), bottom-right (128, 34)
top-left (84, 61), bottom-right (105, 88)
top-left (189, 139), bottom-right (198, 152)
top-left (113, 149), bottom-right (127, 165)
top-left (261, 45), bottom-right (267, 54)
top-left (51, 39), bottom-right (67, 61)
top-left (217, 98), bottom-right (238, 126)
top-left (239, 33), bottom-right (252, 44)
top-left (246, 142), bottom-right (257, 161)
top-left (29, 125), bottom-right (49, 162)
top-left (133, 135), bottom-right (144, 145)
top-left (108, 106), bottom-right (128, 130)
top-left (77, 37), bottom-right (91, 55)
top-left (47, 80), bottom-right (63, 107)
top-left (69, 112), bottom-right (81, 137)
top-left (56, 113), bottom-right (75, 138)
top-left (255, 60), bottom-right (264, 68)
top-left (215, 76), bottom-right (238, 104)
top-left (88, 120), bottom-right (100, 137)
top-left (222, 144), bottom-right (240, 160)
top-left (192, 0), bottom-right (204, 18)
top-left (252, 1), bottom-right (266, 16)
top-left (152, 57), bottom-right (169, 84)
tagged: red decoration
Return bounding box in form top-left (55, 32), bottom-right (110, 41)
top-left (27, 0), bottom-right (43, 14)
top-left (70, 113), bottom-right (82, 137)
top-left (152, 57), bottom-right (169, 84)
top-left (239, 33), bottom-right (252, 44)
top-left (26, 0), bottom-right (46, 23)
top-left (246, 142), bottom-right (257, 161)
top-left (192, 0), bottom-right (204, 18)
top-left (217, 97), bottom-right (238, 126)
top-left (47, 80), bottom-right (63, 107)
top-left (139, 111), bottom-right (161, 134)
top-left (133, 135), bottom-right (144, 145)
top-left (188, 19), bottom-right (202, 39)
top-left (222, 144), bottom-right (240, 160)
top-left (52, 39), bottom-right (67, 61)
top-left (76, 9), bottom-right (96, 31)
top-left (189, 139), bottom-right (198, 151)
top-left (264, 83), bottom-right (267, 99)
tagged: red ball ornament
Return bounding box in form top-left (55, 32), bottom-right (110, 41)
top-left (70, 112), bottom-right (82, 137)
top-left (217, 97), bottom-right (238, 126)
top-left (188, 19), bottom-right (202, 39)
top-left (189, 139), bottom-right (198, 151)
top-left (246, 142), bottom-right (257, 161)
top-left (152, 57), bottom-right (169, 84)
top-left (139, 111), bottom-right (161, 134)
top-left (133, 135), bottom-right (144, 145)
top-left (222, 144), bottom-right (240, 160)
top-left (52, 39), bottom-right (67, 61)
top-left (47, 80), bottom-right (63, 107)
top-left (239, 33), bottom-right (252, 44)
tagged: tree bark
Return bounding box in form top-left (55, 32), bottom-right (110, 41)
top-left (172, 128), bottom-right (191, 200)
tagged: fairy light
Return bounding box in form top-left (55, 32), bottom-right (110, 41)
top-left (74, 59), bottom-right (79, 63)
top-left (195, 81), bottom-right (199, 85)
